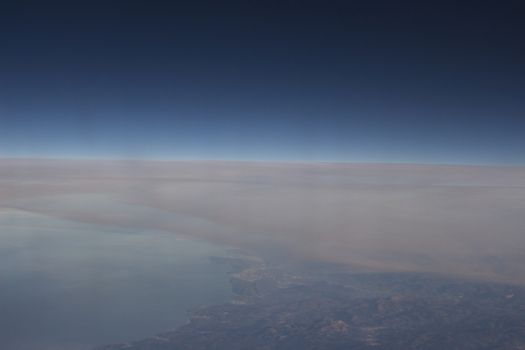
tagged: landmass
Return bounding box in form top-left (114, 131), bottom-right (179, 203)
top-left (96, 252), bottom-right (525, 350)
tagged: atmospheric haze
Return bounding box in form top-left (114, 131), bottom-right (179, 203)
top-left (2, 158), bottom-right (525, 284)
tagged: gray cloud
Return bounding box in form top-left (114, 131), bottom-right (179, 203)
top-left (2, 159), bottom-right (525, 283)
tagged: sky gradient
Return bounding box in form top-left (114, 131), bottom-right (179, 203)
top-left (1, 1), bottom-right (524, 164)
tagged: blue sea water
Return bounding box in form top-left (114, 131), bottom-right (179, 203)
top-left (0, 209), bottom-right (232, 350)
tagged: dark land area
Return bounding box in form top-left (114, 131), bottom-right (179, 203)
top-left (97, 253), bottom-right (525, 350)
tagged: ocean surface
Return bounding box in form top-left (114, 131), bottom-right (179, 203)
top-left (0, 208), bottom-right (233, 350)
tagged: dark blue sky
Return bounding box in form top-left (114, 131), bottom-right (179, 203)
top-left (1, 0), bottom-right (524, 164)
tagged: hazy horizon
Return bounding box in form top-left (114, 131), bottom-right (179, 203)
top-left (2, 2), bottom-right (525, 348)
top-left (3, 158), bottom-right (525, 284)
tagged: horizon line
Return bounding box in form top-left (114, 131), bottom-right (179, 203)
top-left (1, 155), bottom-right (524, 169)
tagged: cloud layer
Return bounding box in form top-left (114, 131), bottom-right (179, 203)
top-left (2, 159), bottom-right (525, 283)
